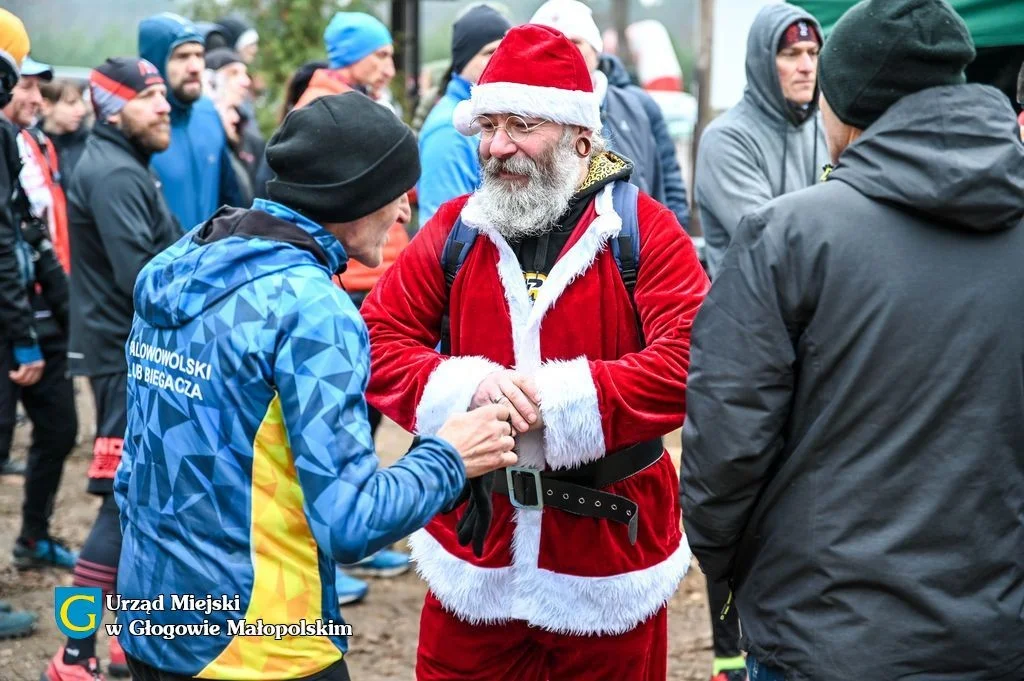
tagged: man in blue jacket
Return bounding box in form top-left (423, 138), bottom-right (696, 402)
top-left (417, 4), bottom-right (510, 225)
top-left (116, 92), bottom-right (517, 681)
top-left (139, 12), bottom-right (242, 230)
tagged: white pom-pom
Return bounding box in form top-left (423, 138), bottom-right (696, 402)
top-left (452, 99), bottom-right (479, 136)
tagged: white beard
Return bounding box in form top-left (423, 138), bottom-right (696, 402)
top-left (462, 137), bottom-right (581, 241)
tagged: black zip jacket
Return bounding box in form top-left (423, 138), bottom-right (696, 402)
top-left (65, 122), bottom-right (182, 376)
top-left (682, 84), bottom-right (1024, 681)
top-left (0, 113), bottom-right (41, 359)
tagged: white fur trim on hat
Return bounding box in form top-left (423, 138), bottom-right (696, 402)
top-left (453, 81), bottom-right (602, 136)
top-left (234, 28), bottom-right (259, 51)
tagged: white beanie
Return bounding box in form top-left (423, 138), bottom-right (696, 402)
top-left (530, 0), bottom-right (603, 56)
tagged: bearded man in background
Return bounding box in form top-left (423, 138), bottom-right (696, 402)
top-left (360, 24), bottom-right (708, 681)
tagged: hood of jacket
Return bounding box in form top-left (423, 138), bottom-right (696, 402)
top-left (134, 201), bottom-right (346, 330)
top-left (599, 54), bottom-right (633, 89)
top-left (744, 4), bottom-right (821, 127)
top-left (138, 13), bottom-right (203, 113)
top-left (831, 84), bottom-right (1024, 233)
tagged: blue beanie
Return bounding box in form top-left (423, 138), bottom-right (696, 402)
top-left (324, 12), bottom-right (392, 69)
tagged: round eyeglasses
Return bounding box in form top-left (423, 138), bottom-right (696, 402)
top-left (472, 115), bottom-right (548, 143)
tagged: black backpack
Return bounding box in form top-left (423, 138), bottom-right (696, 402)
top-left (438, 180), bottom-right (643, 354)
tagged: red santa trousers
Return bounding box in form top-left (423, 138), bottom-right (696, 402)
top-left (416, 591), bottom-right (667, 681)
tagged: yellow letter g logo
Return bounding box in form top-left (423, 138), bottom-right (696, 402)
top-left (54, 587), bottom-right (102, 639)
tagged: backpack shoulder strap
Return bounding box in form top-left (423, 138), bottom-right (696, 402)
top-left (608, 181), bottom-right (645, 346)
top-left (609, 181), bottom-right (641, 298)
top-left (441, 216), bottom-right (477, 290)
top-left (439, 215), bottom-right (478, 355)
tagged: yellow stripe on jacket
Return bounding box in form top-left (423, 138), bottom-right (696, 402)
top-left (198, 395), bottom-right (343, 679)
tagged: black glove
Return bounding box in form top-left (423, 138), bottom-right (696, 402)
top-left (455, 472), bottom-right (496, 558)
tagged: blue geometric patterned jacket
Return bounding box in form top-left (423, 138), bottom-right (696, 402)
top-left (114, 199), bottom-right (465, 679)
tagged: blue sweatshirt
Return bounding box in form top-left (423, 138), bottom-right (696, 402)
top-left (417, 75), bottom-right (481, 225)
top-left (115, 199), bottom-right (466, 678)
top-left (139, 13), bottom-right (240, 230)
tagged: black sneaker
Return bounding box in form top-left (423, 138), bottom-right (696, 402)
top-left (0, 459), bottom-right (26, 475)
top-left (14, 537), bottom-right (78, 570)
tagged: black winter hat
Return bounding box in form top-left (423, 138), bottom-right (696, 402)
top-left (266, 92), bottom-right (420, 224)
top-left (818, 0), bottom-right (976, 130)
top-left (204, 48), bottom-right (243, 72)
top-left (216, 15), bottom-right (257, 51)
top-left (451, 5), bottom-right (512, 76)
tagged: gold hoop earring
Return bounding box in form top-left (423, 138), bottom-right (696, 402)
top-left (575, 137), bottom-right (592, 157)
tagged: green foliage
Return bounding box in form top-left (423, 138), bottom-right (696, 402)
top-left (22, 24), bottom-right (136, 69)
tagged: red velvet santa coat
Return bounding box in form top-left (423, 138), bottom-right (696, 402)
top-left (362, 179), bottom-right (709, 636)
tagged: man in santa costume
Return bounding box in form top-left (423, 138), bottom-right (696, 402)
top-left (361, 24), bottom-right (709, 680)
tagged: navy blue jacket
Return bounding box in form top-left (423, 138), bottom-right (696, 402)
top-left (599, 55), bottom-right (689, 229)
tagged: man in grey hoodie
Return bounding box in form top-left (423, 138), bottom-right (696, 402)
top-left (695, 5), bottom-right (829, 279)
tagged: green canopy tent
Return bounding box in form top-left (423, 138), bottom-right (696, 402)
top-left (788, 0), bottom-right (1024, 108)
top-left (789, 0), bottom-right (1023, 48)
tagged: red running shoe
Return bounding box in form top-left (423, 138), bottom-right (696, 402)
top-left (40, 648), bottom-right (104, 681)
top-left (107, 635), bottom-right (129, 678)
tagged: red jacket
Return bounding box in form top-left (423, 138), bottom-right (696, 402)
top-left (18, 129), bottom-right (70, 272)
top-left (362, 184), bottom-right (709, 634)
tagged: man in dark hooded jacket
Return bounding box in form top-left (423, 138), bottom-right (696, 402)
top-left (598, 53), bottom-right (690, 230)
top-left (682, 1), bottom-right (1024, 679)
top-left (695, 4), bottom-right (828, 278)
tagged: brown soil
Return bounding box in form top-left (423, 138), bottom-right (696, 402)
top-left (0, 383), bottom-right (713, 680)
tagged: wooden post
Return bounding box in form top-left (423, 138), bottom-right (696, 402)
top-left (406, 0), bottom-right (420, 117)
top-left (690, 0), bottom-right (715, 236)
top-left (390, 0), bottom-right (408, 118)
top-left (612, 0), bottom-right (633, 73)
top-left (390, 0), bottom-right (420, 123)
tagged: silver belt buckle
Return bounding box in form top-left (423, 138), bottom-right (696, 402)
top-left (506, 466), bottom-right (543, 510)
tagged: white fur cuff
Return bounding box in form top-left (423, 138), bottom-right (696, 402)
top-left (414, 356), bottom-right (504, 436)
top-left (533, 357), bottom-right (606, 470)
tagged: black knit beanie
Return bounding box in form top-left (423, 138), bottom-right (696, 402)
top-left (266, 92), bottom-right (420, 224)
top-left (205, 48), bottom-right (243, 72)
top-left (451, 5), bottom-right (511, 76)
top-left (818, 0), bottom-right (976, 130)
top-left (216, 16), bottom-right (253, 49)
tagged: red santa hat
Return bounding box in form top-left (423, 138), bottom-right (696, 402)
top-left (453, 24), bottom-right (601, 136)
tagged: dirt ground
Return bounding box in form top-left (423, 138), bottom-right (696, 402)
top-left (0, 382), bottom-right (714, 681)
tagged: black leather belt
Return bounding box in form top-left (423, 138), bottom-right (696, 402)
top-left (492, 438), bottom-right (663, 545)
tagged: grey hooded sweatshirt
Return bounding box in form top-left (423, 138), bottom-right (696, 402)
top-left (695, 4), bottom-right (829, 277)
top-left (683, 83), bottom-right (1024, 681)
